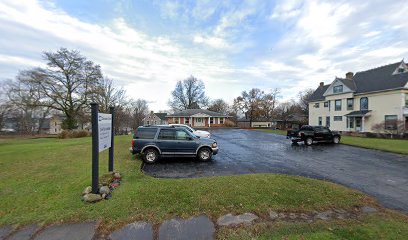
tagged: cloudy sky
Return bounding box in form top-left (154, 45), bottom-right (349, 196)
top-left (1, 0), bottom-right (408, 110)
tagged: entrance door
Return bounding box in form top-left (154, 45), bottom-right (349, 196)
top-left (355, 117), bottom-right (362, 131)
top-left (195, 117), bottom-right (205, 127)
top-left (405, 117), bottom-right (408, 131)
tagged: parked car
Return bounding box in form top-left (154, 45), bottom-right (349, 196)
top-left (130, 125), bottom-right (218, 163)
top-left (169, 124), bottom-right (211, 138)
top-left (286, 125), bottom-right (341, 146)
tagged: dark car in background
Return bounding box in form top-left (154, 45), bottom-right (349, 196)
top-left (130, 125), bottom-right (218, 163)
top-left (287, 125), bottom-right (341, 146)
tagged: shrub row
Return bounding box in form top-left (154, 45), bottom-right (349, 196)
top-left (58, 130), bottom-right (90, 139)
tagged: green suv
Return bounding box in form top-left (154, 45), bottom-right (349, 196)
top-left (130, 126), bottom-right (219, 163)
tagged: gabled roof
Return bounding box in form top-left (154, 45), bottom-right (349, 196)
top-left (309, 61), bottom-right (408, 102)
top-left (309, 84), bottom-right (330, 102)
top-left (352, 61), bottom-right (408, 94)
top-left (154, 113), bottom-right (167, 121)
top-left (337, 78), bottom-right (357, 91)
top-left (167, 109), bottom-right (229, 117)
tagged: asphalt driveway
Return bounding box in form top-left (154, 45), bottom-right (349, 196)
top-left (142, 129), bottom-right (408, 213)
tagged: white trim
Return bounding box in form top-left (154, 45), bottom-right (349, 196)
top-left (323, 78), bottom-right (354, 96)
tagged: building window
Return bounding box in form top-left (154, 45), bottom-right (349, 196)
top-left (318, 117), bottom-right (322, 126)
top-left (360, 97), bottom-right (368, 110)
top-left (334, 116), bottom-right (342, 121)
top-left (335, 100), bottom-right (342, 111)
top-left (185, 117), bottom-right (189, 124)
top-left (220, 118), bottom-right (224, 124)
top-left (385, 115), bottom-right (398, 130)
top-left (197, 118), bottom-right (201, 122)
top-left (347, 98), bottom-right (354, 110)
top-left (147, 121), bottom-right (150, 125)
top-left (324, 102), bottom-right (329, 108)
top-left (405, 94), bottom-right (408, 107)
top-left (326, 116), bottom-right (330, 127)
top-left (210, 117), bottom-right (214, 124)
top-left (333, 85), bottom-right (343, 93)
top-left (314, 103), bottom-right (320, 108)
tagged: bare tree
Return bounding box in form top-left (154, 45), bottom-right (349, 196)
top-left (91, 77), bottom-right (127, 113)
top-left (5, 76), bottom-right (51, 134)
top-left (260, 88), bottom-right (280, 120)
top-left (234, 88), bottom-right (264, 126)
top-left (24, 48), bottom-right (103, 129)
top-left (168, 76), bottom-right (209, 111)
top-left (207, 99), bottom-right (229, 114)
top-left (130, 99), bottom-right (149, 129)
top-left (298, 88), bottom-right (314, 115)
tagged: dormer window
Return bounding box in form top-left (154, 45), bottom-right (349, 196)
top-left (333, 85), bottom-right (343, 93)
top-left (398, 67), bottom-right (405, 73)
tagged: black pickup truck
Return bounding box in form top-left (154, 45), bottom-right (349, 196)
top-left (287, 125), bottom-right (341, 146)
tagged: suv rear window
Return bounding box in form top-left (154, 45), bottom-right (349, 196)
top-left (134, 128), bottom-right (157, 139)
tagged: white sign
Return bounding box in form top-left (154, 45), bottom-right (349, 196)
top-left (98, 113), bottom-right (112, 152)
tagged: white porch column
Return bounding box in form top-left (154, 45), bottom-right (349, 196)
top-left (208, 117), bottom-right (211, 128)
top-left (362, 116), bottom-right (365, 132)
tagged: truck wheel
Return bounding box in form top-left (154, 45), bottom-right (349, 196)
top-left (333, 136), bottom-right (340, 144)
top-left (197, 148), bottom-right (212, 162)
top-left (143, 148), bottom-right (159, 164)
top-left (304, 137), bottom-right (313, 146)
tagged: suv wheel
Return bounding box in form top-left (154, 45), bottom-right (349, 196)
top-left (333, 136), bottom-right (340, 144)
top-left (143, 148), bottom-right (159, 163)
top-left (304, 137), bottom-right (313, 146)
top-left (197, 148), bottom-right (212, 162)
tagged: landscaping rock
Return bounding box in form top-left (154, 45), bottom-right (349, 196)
top-left (269, 211), bottom-right (279, 220)
top-left (33, 222), bottom-right (96, 240)
top-left (217, 213), bottom-right (258, 226)
top-left (8, 224), bottom-right (40, 240)
top-left (99, 186), bottom-right (110, 195)
top-left (315, 210), bottom-right (334, 220)
top-left (299, 213), bottom-right (312, 220)
top-left (288, 213), bottom-right (297, 220)
top-left (159, 215), bottom-right (214, 240)
top-left (82, 193), bottom-right (102, 203)
top-left (110, 222), bottom-right (152, 240)
top-left (113, 172), bottom-right (121, 179)
top-left (99, 173), bottom-right (114, 186)
top-left (82, 186), bottom-right (92, 196)
top-left (361, 206), bottom-right (378, 213)
top-left (0, 225), bottom-right (13, 239)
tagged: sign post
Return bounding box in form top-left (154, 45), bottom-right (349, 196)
top-left (109, 106), bottom-right (115, 172)
top-left (90, 103), bottom-right (114, 194)
top-left (91, 103), bottom-right (99, 194)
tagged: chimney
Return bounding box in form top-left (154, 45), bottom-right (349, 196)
top-left (345, 72), bottom-right (354, 80)
top-left (319, 82), bottom-right (324, 87)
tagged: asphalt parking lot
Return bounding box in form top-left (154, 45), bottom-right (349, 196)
top-left (142, 129), bottom-right (408, 213)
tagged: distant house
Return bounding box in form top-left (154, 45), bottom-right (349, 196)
top-left (237, 117), bottom-right (275, 128)
top-left (308, 61), bottom-right (408, 133)
top-left (166, 109), bottom-right (231, 127)
top-left (143, 111), bottom-right (168, 126)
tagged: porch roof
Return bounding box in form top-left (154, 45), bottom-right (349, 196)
top-left (344, 110), bottom-right (371, 117)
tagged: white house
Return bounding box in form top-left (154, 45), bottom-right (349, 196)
top-left (166, 109), bottom-right (231, 127)
top-left (308, 61), bottom-right (408, 133)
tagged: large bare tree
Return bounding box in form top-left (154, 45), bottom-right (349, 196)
top-left (25, 48), bottom-right (103, 129)
top-left (233, 88), bottom-right (264, 126)
top-left (168, 76), bottom-right (209, 111)
top-left (207, 99), bottom-right (229, 114)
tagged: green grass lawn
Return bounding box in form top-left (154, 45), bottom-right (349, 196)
top-left (218, 212), bottom-right (408, 240)
top-left (253, 129), bottom-right (408, 155)
top-left (341, 136), bottom-right (408, 155)
top-left (0, 136), bottom-right (407, 237)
